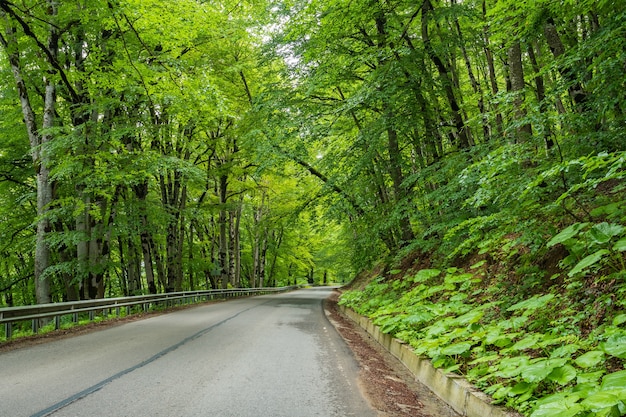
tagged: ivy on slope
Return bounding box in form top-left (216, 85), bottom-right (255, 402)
top-left (340, 152), bottom-right (626, 417)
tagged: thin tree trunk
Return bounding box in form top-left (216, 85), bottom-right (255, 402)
top-left (197, 222), bottom-right (217, 289)
top-left (88, 216), bottom-right (106, 299)
top-left (453, 4), bottom-right (487, 141)
top-left (229, 200), bottom-right (242, 287)
top-left (176, 190), bottom-right (186, 290)
top-left (482, 0), bottom-right (503, 138)
top-left (251, 192), bottom-right (267, 288)
top-left (544, 17), bottom-right (589, 111)
top-left (386, 125), bottom-right (415, 245)
top-left (267, 229), bottom-right (282, 287)
top-left (117, 238), bottom-right (128, 296)
top-left (374, 11), bottom-right (415, 246)
top-left (258, 232), bottom-right (268, 288)
top-left (218, 174), bottom-right (229, 289)
top-left (234, 202), bottom-right (242, 287)
top-left (251, 231), bottom-right (259, 288)
top-left (76, 192), bottom-right (90, 298)
top-left (133, 180), bottom-right (158, 294)
top-left (188, 222), bottom-right (195, 291)
top-left (161, 164), bottom-right (186, 292)
top-left (507, 41), bottom-right (533, 139)
top-left (422, 0), bottom-right (471, 149)
top-left (528, 43), bottom-right (554, 150)
top-left (140, 226), bottom-right (158, 294)
top-left (125, 236), bottom-right (142, 296)
top-left (228, 210), bottom-right (236, 287)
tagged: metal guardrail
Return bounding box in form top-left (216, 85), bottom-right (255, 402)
top-left (0, 286), bottom-right (302, 339)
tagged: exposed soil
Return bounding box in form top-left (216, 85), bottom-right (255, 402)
top-left (324, 290), bottom-right (459, 417)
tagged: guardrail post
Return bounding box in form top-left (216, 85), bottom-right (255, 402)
top-left (32, 319), bottom-right (38, 334)
top-left (55, 315), bottom-right (61, 330)
top-left (73, 312), bottom-right (78, 323)
top-left (5, 322), bottom-right (12, 339)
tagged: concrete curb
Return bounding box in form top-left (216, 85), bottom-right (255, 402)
top-left (339, 305), bottom-right (523, 417)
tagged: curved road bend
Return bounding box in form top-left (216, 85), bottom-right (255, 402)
top-left (1, 288), bottom-right (377, 417)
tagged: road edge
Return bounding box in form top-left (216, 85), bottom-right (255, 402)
top-left (339, 304), bottom-right (524, 417)
top-left (323, 290), bottom-right (460, 417)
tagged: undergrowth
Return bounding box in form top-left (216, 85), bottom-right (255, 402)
top-left (340, 151), bottom-right (626, 417)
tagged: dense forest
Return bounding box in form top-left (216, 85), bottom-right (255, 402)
top-left (1, 0), bottom-right (625, 414)
top-left (0, 0), bottom-right (353, 305)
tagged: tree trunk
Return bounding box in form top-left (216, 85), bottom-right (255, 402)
top-left (228, 210), bottom-right (236, 287)
top-left (1, 16), bottom-right (56, 304)
top-left (251, 231), bottom-right (259, 288)
top-left (141, 227), bottom-right (158, 294)
top-left (218, 174), bottom-right (229, 289)
top-left (165, 225), bottom-right (177, 292)
top-left (197, 222), bottom-right (217, 289)
top-left (374, 11), bottom-right (415, 247)
top-left (395, 33), bottom-right (443, 164)
top-left (544, 17), bottom-right (589, 111)
top-left (482, 0), bottom-right (503, 138)
top-left (128, 181), bottom-right (156, 293)
top-left (234, 202), bottom-right (242, 287)
top-left (161, 162), bottom-right (187, 292)
top-left (76, 192), bottom-right (90, 298)
top-left (36, 78), bottom-right (55, 304)
top-left (88, 220), bottom-right (106, 299)
top-left (117, 238), bottom-right (128, 296)
top-left (453, 4), bottom-right (488, 142)
top-left (124, 235), bottom-right (142, 296)
top-left (422, 0), bottom-right (471, 149)
top-left (386, 125), bottom-right (415, 245)
top-left (188, 222), bottom-right (195, 291)
top-left (229, 201), bottom-right (242, 287)
top-left (288, 263), bottom-right (294, 286)
top-left (267, 229), bottom-right (283, 287)
top-left (528, 43), bottom-right (554, 150)
top-left (507, 41), bottom-right (533, 139)
top-left (258, 233), bottom-right (268, 288)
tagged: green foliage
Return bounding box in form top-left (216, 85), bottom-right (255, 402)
top-left (547, 220), bottom-right (626, 278)
top-left (341, 256), bottom-right (626, 416)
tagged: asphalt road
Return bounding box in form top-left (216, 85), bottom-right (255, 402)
top-left (0, 288), bottom-right (378, 417)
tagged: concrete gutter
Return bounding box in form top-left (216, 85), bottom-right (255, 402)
top-left (340, 305), bottom-right (523, 417)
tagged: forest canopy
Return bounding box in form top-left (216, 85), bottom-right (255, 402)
top-left (0, 0), bottom-right (624, 313)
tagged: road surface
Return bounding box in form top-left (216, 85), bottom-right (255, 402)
top-left (0, 288), bottom-right (377, 417)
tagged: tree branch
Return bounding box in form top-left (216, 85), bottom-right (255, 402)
top-left (274, 145), bottom-right (365, 216)
top-left (0, 0), bottom-right (80, 103)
